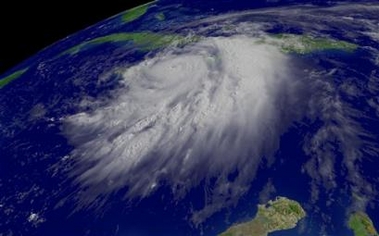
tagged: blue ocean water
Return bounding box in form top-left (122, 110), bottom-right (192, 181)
top-left (1, 1), bottom-right (379, 235)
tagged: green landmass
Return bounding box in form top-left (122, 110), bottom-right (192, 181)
top-left (0, 68), bottom-right (28, 89)
top-left (219, 196), bottom-right (306, 236)
top-left (349, 212), bottom-right (379, 236)
top-left (61, 32), bottom-right (199, 56)
top-left (61, 32), bottom-right (355, 59)
top-left (155, 12), bottom-right (166, 21)
top-left (121, 1), bottom-right (156, 23)
top-left (267, 34), bottom-right (358, 54)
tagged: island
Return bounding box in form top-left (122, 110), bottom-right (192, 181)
top-left (219, 196), bottom-right (306, 236)
top-left (267, 33), bottom-right (358, 54)
top-left (60, 32), bottom-right (199, 56)
top-left (121, 1), bottom-right (156, 23)
top-left (349, 211), bottom-right (379, 236)
top-left (60, 31), bottom-right (358, 58)
top-left (0, 68), bottom-right (28, 89)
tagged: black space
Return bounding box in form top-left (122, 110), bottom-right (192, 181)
top-left (0, 1), bottom-right (151, 75)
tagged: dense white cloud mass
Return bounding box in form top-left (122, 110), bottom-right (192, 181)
top-left (63, 35), bottom-right (303, 221)
top-left (3, 4), bottom-right (379, 235)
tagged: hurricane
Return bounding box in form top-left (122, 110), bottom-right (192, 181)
top-left (63, 34), bottom-right (306, 220)
top-left (2, 1), bottom-right (379, 235)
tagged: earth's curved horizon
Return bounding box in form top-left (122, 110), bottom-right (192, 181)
top-left (1, 1), bottom-right (379, 235)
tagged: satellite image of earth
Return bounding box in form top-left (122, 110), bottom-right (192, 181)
top-left (1, 0), bottom-right (379, 235)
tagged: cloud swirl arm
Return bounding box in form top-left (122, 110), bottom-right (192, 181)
top-left (63, 35), bottom-right (305, 221)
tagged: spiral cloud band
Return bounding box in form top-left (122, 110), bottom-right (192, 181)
top-left (63, 35), bottom-right (302, 220)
